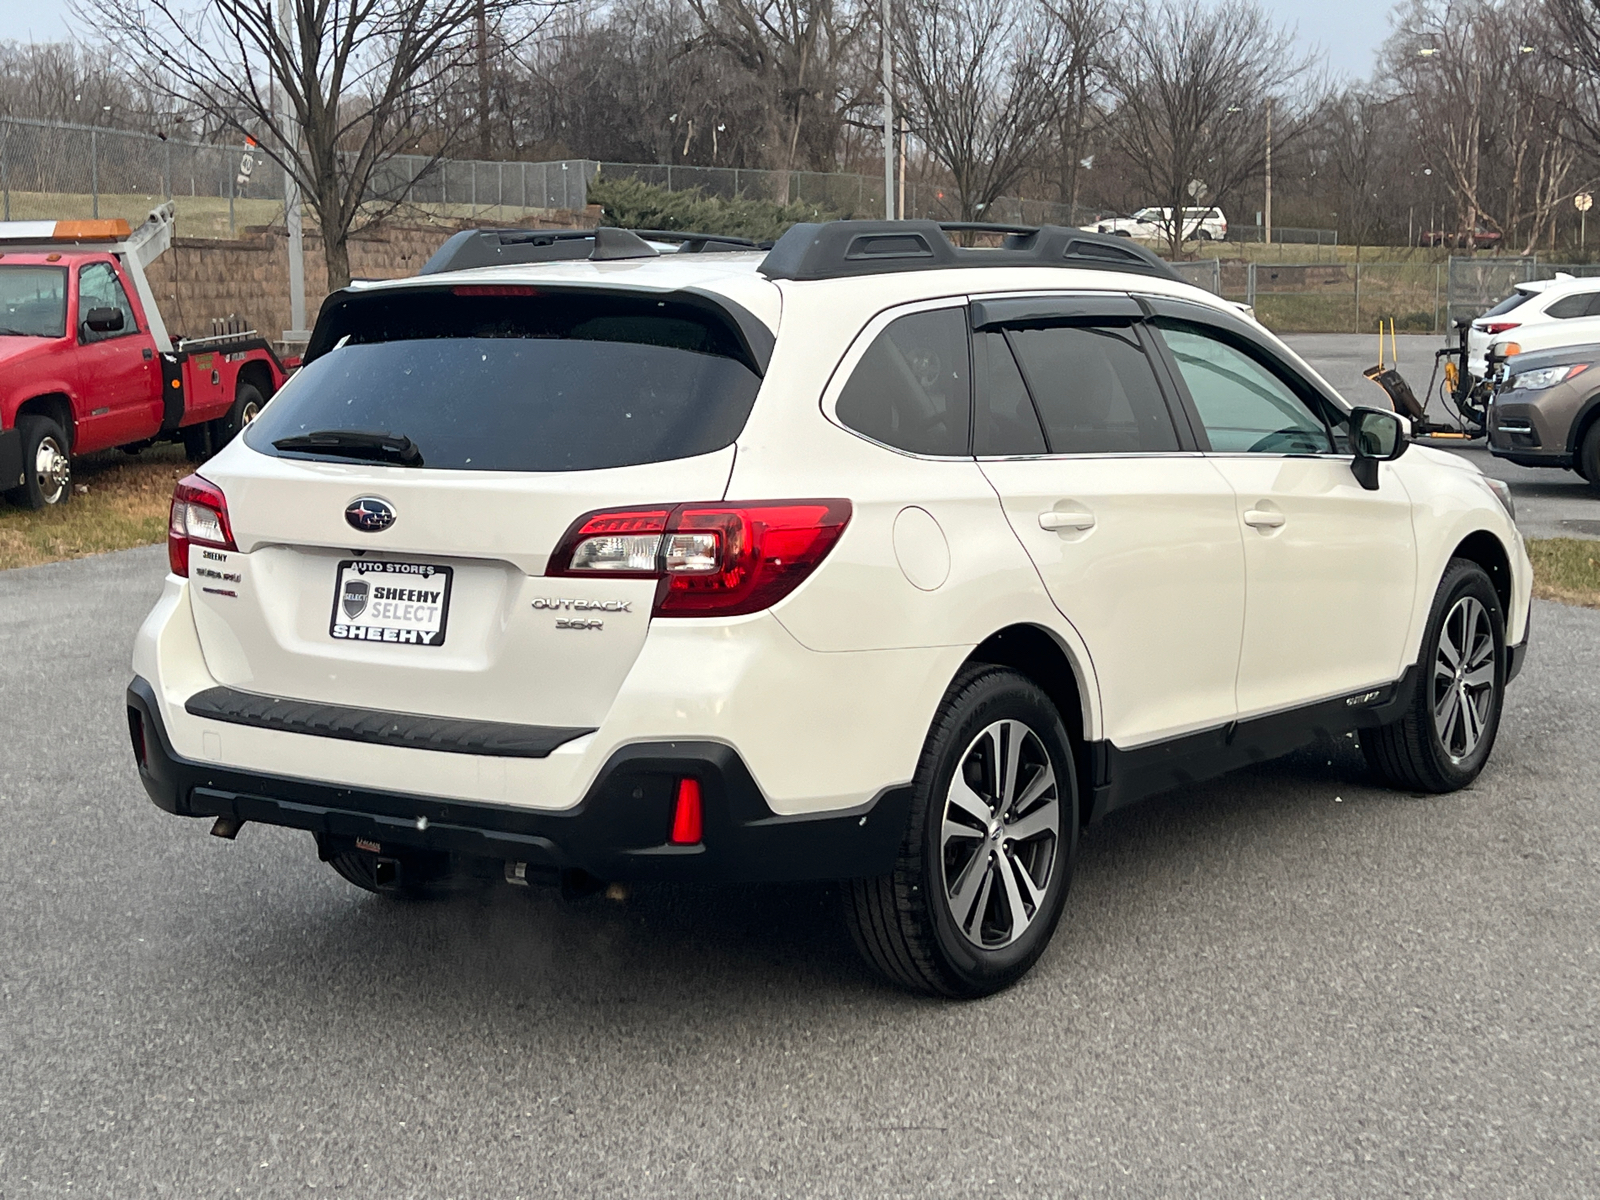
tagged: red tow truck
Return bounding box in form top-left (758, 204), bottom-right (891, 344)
top-left (0, 203), bottom-right (295, 508)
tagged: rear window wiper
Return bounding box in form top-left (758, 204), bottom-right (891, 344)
top-left (272, 430), bottom-right (424, 466)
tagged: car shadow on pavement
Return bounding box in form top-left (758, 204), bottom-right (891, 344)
top-left (170, 733), bottom-right (1430, 1022)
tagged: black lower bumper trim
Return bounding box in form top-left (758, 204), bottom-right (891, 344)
top-left (129, 677), bottom-right (910, 884)
top-left (0, 426), bottom-right (22, 492)
top-left (183, 685), bottom-right (593, 758)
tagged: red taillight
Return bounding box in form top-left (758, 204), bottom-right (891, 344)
top-left (547, 500), bottom-right (851, 617)
top-left (670, 778), bottom-right (703, 845)
top-left (1479, 321), bottom-right (1521, 335)
top-left (168, 473), bottom-right (237, 576)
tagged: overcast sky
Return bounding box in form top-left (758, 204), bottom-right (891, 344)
top-left (0, 0), bottom-right (1394, 88)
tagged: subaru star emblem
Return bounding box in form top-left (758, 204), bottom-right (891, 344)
top-left (345, 497), bottom-right (395, 533)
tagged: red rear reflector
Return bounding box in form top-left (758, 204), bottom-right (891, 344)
top-left (450, 285), bottom-right (539, 296)
top-left (670, 778), bottom-right (703, 845)
top-left (168, 473), bottom-right (237, 577)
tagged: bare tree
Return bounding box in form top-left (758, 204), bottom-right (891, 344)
top-left (80, 0), bottom-right (550, 288)
top-left (1100, 0), bottom-right (1306, 256)
top-left (894, 0), bottom-right (1071, 222)
top-left (1041, 0), bottom-right (1114, 220)
top-left (684, 0), bottom-right (860, 196)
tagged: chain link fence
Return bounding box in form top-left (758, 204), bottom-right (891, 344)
top-left (0, 116), bottom-right (591, 236)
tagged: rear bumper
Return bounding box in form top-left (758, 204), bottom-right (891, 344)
top-left (127, 676), bottom-right (911, 884)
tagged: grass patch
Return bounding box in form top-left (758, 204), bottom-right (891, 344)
top-left (1527, 538), bottom-right (1600, 609)
top-left (0, 445), bottom-right (188, 571)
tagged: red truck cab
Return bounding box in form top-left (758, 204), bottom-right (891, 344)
top-left (0, 210), bottom-right (295, 508)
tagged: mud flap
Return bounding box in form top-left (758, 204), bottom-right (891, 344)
top-left (160, 354), bottom-right (186, 433)
top-left (0, 426), bottom-right (23, 491)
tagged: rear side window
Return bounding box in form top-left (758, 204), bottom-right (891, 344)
top-left (1003, 323), bottom-right (1179, 454)
top-left (1545, 292), bottom-right (1600, 319)
top-left (835, 307), bottom-right (971, 456)
top-left (974, 332), bottom-right (1046, 456)
top-left (245, 290), bottom-right (763, 472)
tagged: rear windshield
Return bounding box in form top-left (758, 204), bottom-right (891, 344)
top-left (0, 266), bottom-right (67, 338)
top-left (1483, 291), bottom-right (1532, 318)
top-left (245, 290), bottom-right (763, 472)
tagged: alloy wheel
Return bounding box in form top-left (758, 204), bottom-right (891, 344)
top-left (1432, 595), bottom-right (1497, 763)
top-left (940, 719), bottom-right (1061, 949)
top-left (33, 435), bottom-right (69, 505)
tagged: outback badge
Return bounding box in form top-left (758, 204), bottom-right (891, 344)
top-left (345, 496), bottom-right (396, 533)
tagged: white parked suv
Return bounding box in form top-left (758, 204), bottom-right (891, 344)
top-left (1469, 274), bottom-right (1600, 378)
top-left (128, 221), bottom-right (1531, 997)
top-left (1082, 207), bottom-right (1228, 242)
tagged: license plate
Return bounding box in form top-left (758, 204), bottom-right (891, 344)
top-left (329, 559), bottom-right (453, 647)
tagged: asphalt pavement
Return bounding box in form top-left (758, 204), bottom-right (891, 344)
top-left (1288, 332), bottom-right (1600, 541)
top-left (3, 545), bottom-right (1599, 1198)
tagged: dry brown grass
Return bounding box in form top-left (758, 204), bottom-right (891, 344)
top-left (1527, 538), bottom-right (1600, 610)
top-left (0, 445), bottom-right (189, 571)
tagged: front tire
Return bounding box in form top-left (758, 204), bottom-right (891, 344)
top-left (843, 666), bottom-right (1078, 998)
top-left (1579, 421), bottom-right (1600, 495)
top-left (4, 415), bottom-right (72, 509)
top-left (1363, 559), bottom-right (1505, 792)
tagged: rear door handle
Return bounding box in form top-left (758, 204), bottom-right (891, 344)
top-left (1039, 510), bottom-right (1096, 531)
top-left (1243, 509), bottom-right (1285, 529)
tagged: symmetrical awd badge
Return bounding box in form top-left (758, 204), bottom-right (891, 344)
top-left (345, 497), bottom-right (396, 533)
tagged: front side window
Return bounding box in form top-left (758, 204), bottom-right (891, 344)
top-left (834, 307), bottom-right (970, 456)
top-left (0, 266), bottom-right (67, 338)
top-left (1156, 320), bottom-right (1332, 455)
top-left (77, 262), bottom-right (138, 342)
top-left (1003, 322), bottom-right (1179, 454)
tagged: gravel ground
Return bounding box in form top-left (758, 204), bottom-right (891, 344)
top-left (1, 545), bottom-right (1597, 1198)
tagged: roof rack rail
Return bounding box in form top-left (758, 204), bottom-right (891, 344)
top-left (417, 225), bottom-right (769, 274)
top-left (628, 229), bottom-right (765, 253)
top-left (756, 220), bottom-right (1182, 284)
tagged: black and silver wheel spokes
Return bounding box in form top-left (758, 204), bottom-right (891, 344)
top-left (34, 435), bottom-right (69, 504)
top-left (940, 719), bottom-right (1060, 949)
top-left (1432, 595), bottom-right (1496, 762)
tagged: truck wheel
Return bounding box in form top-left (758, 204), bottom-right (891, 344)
top-left (842, 666), bottom-right (1078, 998)
top-left (4, 415), bottom-right (72, 509)
top-left (1579, 422), bottom-right (1600, 496)
top-left (213, 382), bottom-right (265, 450)
top-left (1362, 559), bottom-right (1505, 793)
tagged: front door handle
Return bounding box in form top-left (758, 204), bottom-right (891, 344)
top-left (1039, 510), bottom-right (1096, 531)
top-left (1243, 508), bottom-right (1285, 529)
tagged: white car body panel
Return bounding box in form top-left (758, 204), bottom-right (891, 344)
top-left (1470, 276), bottom-right (1599, 377)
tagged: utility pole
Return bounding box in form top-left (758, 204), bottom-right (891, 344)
top-left (279, 0), bottom-right (307, 342)
top-left (898, 115), bottom-right (907, 220)
top-left (1263, 97), bottom-right (1273, 246)
top-left (881, 0), bottom-right (894, 221)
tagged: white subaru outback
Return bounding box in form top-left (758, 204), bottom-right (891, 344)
top-left (128, 222), bottom-right (1532, 997)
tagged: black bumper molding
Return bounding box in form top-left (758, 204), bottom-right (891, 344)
top-left (128, 677), bottom-right (911, 884)
top-left (183, 685), bottom-right (593, 758)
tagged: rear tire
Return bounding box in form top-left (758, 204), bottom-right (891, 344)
top-left (843, 666), bottom-right (1078, 998)
top-left (1363, 558), bottom-right (1505, 793)
top-left (4, 415), bottom-right (71, 509)
top-left (322, 837), bottom-right (453, 898)
top-left (1579, 421), bottom-right (1600, 495)
top-left (213, 381), bottom-right (265, 450)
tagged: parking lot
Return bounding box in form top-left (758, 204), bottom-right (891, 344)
top-left (3, 354), bottom-right (1600, 1194)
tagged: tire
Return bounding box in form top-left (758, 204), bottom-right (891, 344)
top-left (1363, 558), bottom-right (1506, 793)
top-left (1579, 421), bottom-right (1600, 495)
top-left (843, 666), bottom-right (1079, 998)
top-left (212, 381), bottom-right (265, 450)
top-left (1197, 229), bottom-right (1213, 241)
top-left (322, 837), bottom-right (453, 899)
top-left (3, 415), bottom-right (72, 509)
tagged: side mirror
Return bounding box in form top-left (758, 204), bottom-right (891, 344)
top-left (84, 307), bottom-right (125, 334)
top-left (1350, 405), bottom-right (1409, 490)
